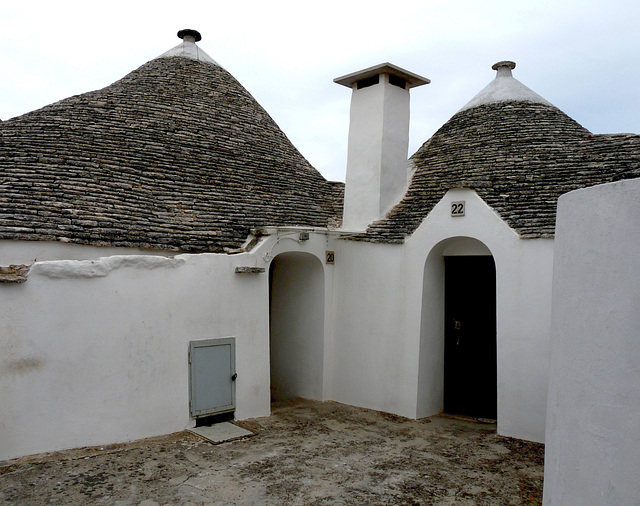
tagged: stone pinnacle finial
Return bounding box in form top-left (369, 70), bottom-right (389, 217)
top-left (177, 29), bottom-right (202, 42)
top-left (458, 59), bottom-right (551, 111)
top-left (492, 61), bottom-right (516, 71)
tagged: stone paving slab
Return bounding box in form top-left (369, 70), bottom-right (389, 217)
top-left (188, 422), bottom-right (255, 445)
top-left (0, 399), bottom-right (544, 504)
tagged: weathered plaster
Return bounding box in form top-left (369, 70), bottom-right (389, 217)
top-left (32, 255), bottom-right (186, 278)
top-left (0, 239), bottom-right (176, 265)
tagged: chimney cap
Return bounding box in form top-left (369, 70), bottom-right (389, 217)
top-left (334, 62), bottom-right (430, 89)
top-left (177, 29), bottom-right (202, 42)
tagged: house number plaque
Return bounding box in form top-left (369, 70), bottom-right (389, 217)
top-left (451, 201), bottom-right (465, 217)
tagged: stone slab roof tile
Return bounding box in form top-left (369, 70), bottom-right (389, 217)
top-left (0, 57), bottom-right (344, 252)
top-left (360, 101), bottom-right (639, 242)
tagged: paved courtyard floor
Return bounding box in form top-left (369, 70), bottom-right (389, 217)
top-left (0, 399), bottom-right (544, 505)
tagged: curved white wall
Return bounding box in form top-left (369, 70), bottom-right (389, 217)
top-left (544, 178), bottom-right (640, 504)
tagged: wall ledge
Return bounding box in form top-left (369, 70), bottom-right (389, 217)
top-left (0, 264), bottom-right (30, 283)
top-left (235, 266), bottom-right (265, 274)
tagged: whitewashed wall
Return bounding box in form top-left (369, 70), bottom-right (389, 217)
top-left (1, 186), bottom-right (557, 460)
top-left (329, 189), bottom-right (554, 442)
top-left (0, 231), bottom-right (333, 461)
top-left (416, 190), bottom-right (554, 443)
top-left (328, 239), bottom-right (412, 415)
top-left (543, 178), bottom-right (640, 504)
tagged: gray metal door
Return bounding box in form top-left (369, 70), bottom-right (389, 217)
top-left (189, 338), bottom-right (236, 418)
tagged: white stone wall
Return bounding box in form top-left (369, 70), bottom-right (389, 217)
top-left (543, 178), bottom-right (640, 504)
top-left (0, 187), bottom-right (558, 459)
top-left (416, 190), bottom-right (553, 444)
top-left (328, 239), bottom-right (414, 416)
top-left (0, 252), bottom-right (267, 460)
top-left (329, 189), bottom-right (554, 442)
top-left (0, 232), bottom-right (333, 461)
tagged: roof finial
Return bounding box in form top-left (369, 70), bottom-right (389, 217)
top-left (492, 61), bottom-right (516, 71)
top-left (492, 61), bottom-right (516, 78)
top-left (177, 29), bottom-right (202, 42)
top-left (458, 60), bottom-right (551, 111)
top-left (158, 29), bottom-right (217, 64)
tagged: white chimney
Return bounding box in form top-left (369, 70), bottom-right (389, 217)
top-left (335, 63), bottom-right (429, 230)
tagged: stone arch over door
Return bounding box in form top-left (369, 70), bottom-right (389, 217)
top-left (269, 252), bottom-right (325, 402)
top-left (416, 237), bottom-right (496, 419)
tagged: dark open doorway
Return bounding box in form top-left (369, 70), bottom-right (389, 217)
top-left (444, 256), bottom-right (496, 419)
top-left (269, 252), bottom-right (324, 403)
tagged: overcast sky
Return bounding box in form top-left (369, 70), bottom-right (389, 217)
top-left (1, 0), bottom-right (638, 182)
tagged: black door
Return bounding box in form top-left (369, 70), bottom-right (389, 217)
top-left (444, 256), bottom-right (496, 419)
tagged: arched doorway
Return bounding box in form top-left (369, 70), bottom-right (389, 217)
top-left (269, 252), bottom-right (324, 402)
top-left (444, 255), bottom-right (496, 418)
top-left (417, 237), bottom-right (497, 419)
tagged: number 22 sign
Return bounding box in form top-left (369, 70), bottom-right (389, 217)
top-left (451, 201), bottom-right (465, 217)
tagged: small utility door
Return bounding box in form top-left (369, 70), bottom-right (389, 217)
top-left (189, 338), bottom-right (236, 418)
top-left (444, 256), bottom-right (496, 419)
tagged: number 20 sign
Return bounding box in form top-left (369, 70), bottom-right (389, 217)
top-left (451, 201), bottom-right (465, 217)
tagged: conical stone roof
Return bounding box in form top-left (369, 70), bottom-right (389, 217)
top-left (0, 32), bottom-right (343, 252)
top-left (362, 62), bottom-right (640, 242)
